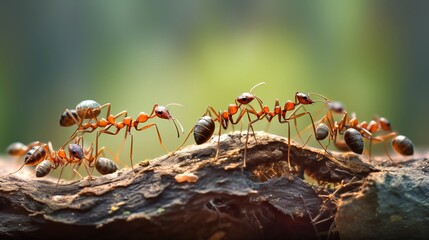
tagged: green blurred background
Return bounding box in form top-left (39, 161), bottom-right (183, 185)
top-left (1, 1), bottom-right (427, 169)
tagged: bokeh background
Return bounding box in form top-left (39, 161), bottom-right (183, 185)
top-left (1, 1), bottom-right (428, 172)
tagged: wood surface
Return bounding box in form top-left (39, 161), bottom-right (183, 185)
top-left (0, 132), bottom-right (426, 240)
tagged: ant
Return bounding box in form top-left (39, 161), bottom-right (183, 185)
top-left (59, 100), bottom-right (111, 128)
top-left (92, 104), bottom-right (183, 171)
top-left (8, 141), bottom-right (60, 175)
top-left (254, 92), bottom-right (332, 169)
top-left (357, 115), bottom-right (414, 161)
top-left (36, 139), bottom-right (118, 181)
top-left (7, 141), bottom-right (42, 157)
top-left (7, 138), bottom-right (98, 186)
top-left (59, 100), bottom-right (183, 171)
top-left (315, 105), bottom-right (414, 164)
top-left (62, 138), bottom-right (118, 177)
top-left (177, 82), bottom-right (267, 167)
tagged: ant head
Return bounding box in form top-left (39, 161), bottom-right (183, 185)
top-left (155, 104), bottom-right (184, 138)
top-left (154, 105), bottom-right (172, 120)
top-left (378, 117), bottom-right (392, 131)
top-left (328, 101), bottom-right (345, 113)
top-left (68, 144), bottom-right (84, 160)
top-left (236, 93), bottom-right (255, 105)
top-left (237, 82), bottom-right (266, 105)
top-left (295, 92), bottom-right (314, 105)
top-left (59, 109), bottom-right (79, 127)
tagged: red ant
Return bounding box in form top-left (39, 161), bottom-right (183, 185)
top-left (8, 141), bottom-right (60, 175)
top-left (7, 136), bottom-right (116, 186)
top-left (315, 106), bottom-right (414, 164)
top-left (93, 104), bottom-right (183, 171)
top-left (8, 140), bottom-right (82, 184)
top-left (59, 100), bottom-right (183, 171)
top-left (177, 82), bottom-right (267, 167)
top-left (357, 115), bottom-right (413, 161)
top-left (253, 92), bottom-right (331, 169)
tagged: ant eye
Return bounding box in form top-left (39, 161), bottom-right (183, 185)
top-left (157, 111), bottom-right (163, 115)
top-left (303, 96), bottom-right (308, 100)
top-left (241, 97), bottom-right (247, 101)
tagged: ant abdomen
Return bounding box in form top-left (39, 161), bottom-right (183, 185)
top-left (316, 123), bottom-right (329, 141)
top-left (76, 100), bottom-right (101, 119)
top-left (194, 116), bottom-right (215, 145)
top-left (35, 159), bottom-right (53, 178)
top-left (95, 157), bottom-right (118, 175)
top-left (25, 146), bottom-right (47, 166)
top-left (344, 128), bottom-right (364, 154)
top-left (392, 135), bottom-right (414, 156)
top-left (59, 109), bottom-right (79, 127)
top-left (6, 142), bottom-right (27, 156)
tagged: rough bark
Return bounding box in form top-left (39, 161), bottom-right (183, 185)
top-left (335, 156), bottom-right (429, 240)
top-left (0, 132), bottom-right (425, 240)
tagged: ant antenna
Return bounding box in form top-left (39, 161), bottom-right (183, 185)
top-left (172, 118), bottom-right (184, 137)
top-left (308, 92), bottom-right (329, 102)
top-left (166, 103), bottom-right (184, 108)
top-left (165, 103), bottom-right (185, 137)
top-left (249, 82), bottom-right (266, 94)
top-left (250, 82), bottom-right (266, 107)
top-left (8, 163), bottom-right (26, 175)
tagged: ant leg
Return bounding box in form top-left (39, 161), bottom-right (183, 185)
top-left (292, 105), bottom-right (306, 145)
top-left (368, 139), bottom-right (373, 162)
top-left (287, 111), bottom-right (334, 159)
top-left (115, 132), bottom-right (129, 164)
top-left (81, 159), bottom-right (93, 179)
top-left (286, 121), bottom-right (292, 170)
top-left (237, 107), bottom-right (260, 144)
top-left (278, 119), bottom-right (292, 170)
top-left (129, 133), bottom-right (134, 171)
top-left (245, 110), bottom-right (258, 144)
top-left (9, 144), bottom-right (49, 175)
top-left (370, 132), bottom-right (398, 165)
top-left (217, 112), bottom-right (231, 159)
top-left (72, 168), bottom-right (84, 179)
top-left (243, 113), bottom-right (263, 168)
top-left (55, 163), bottom-right (68, 188)
top-left (94, 127), bottom-right (122, 172)
top-left (62, 108), bottom-right (102, 148)
top-left (135, 123), bottom-right (170, 154)
top-left (215, 124), bottom-right (222, 160)
top-left (176, 126), bottom-right (196, 152)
